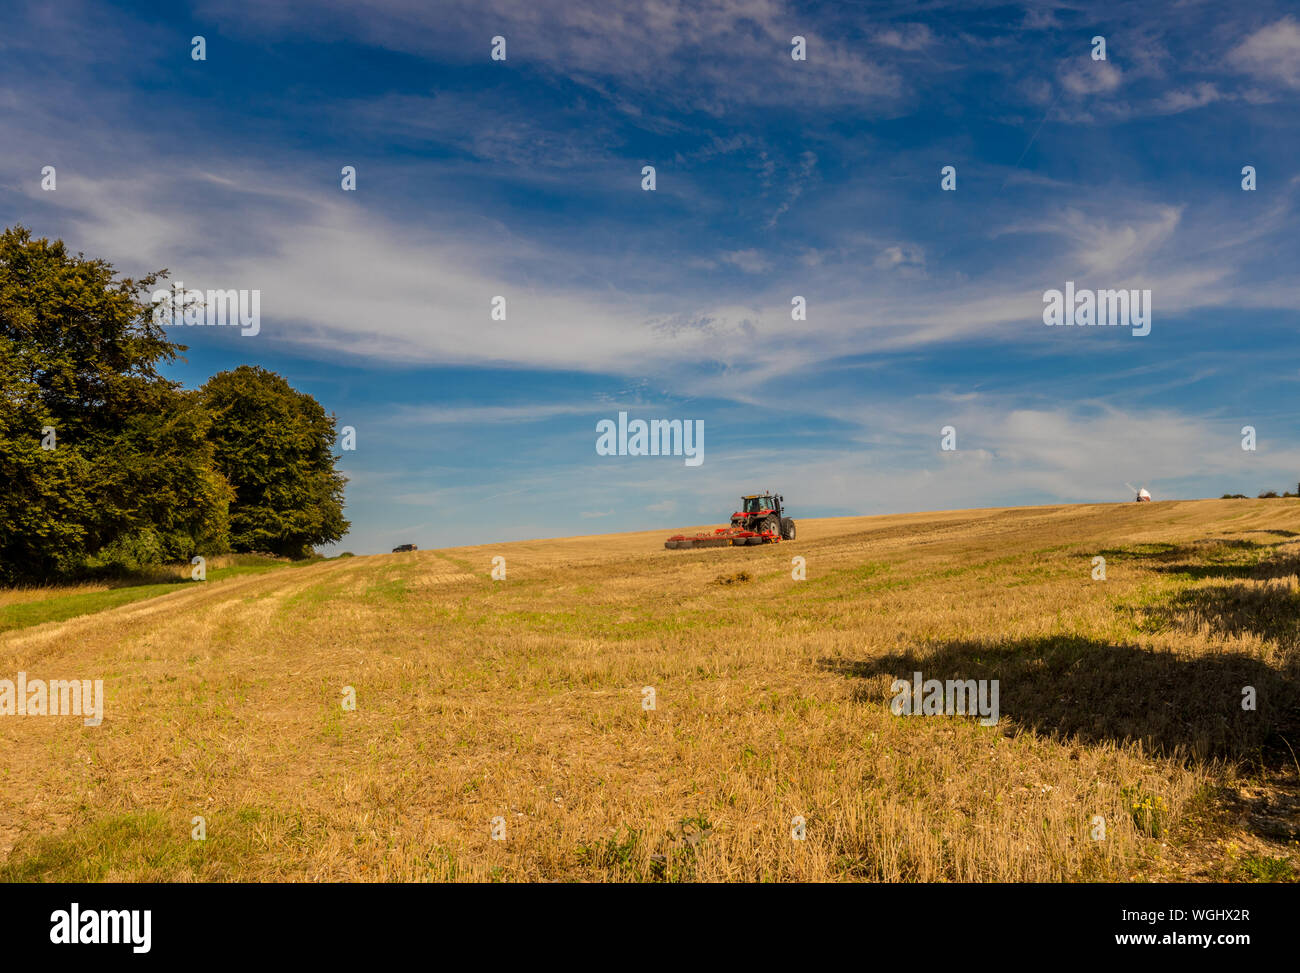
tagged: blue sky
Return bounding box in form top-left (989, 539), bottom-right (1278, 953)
top-left (3, 0), bottom-right (1299, 553)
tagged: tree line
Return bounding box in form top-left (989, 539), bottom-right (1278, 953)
top-left (0, 225), bottom-right (348, 584)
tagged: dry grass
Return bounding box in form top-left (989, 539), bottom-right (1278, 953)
top-left (1, 499), bottom-right (1297, 882)
top-left (0, 554), bottom-right (297, 608)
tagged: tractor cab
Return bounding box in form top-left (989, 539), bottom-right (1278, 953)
top-left (730, 493), bottom-right (794, 539)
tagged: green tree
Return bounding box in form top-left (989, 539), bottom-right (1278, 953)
top-left (201, 366), bottom-right (348, 557)
top-left (0, 345), bottom-right (93, 579)
top-left (84, 383), bottom-right (234, 571)
top-left (0, 225), bottom-right (231, 582)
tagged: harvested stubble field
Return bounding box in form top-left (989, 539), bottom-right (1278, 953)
top-left (2, 499), bottom-right (1298, 882)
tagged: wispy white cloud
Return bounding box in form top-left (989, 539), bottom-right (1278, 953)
top-left (764, 150), bottom-right (818, 227)
top-left (1228, 16), bottom-right (1300, 88)
top-left (874, 244), bottom-right (925, 272)
top-left (1060, 59), bottom-right (1123, 96)
top-left (196, 0), bottom-right (905, 111)
top-left (391, 403), bottom-right (600, 425)
top-left (720, 249), bottom-right (773, 273)
top-left (1151, 82), bottom-right (1225, 113)
top-left (18, 153), bottom-right (1289, 406)
top-left (453, 400), bottom-right (1300, 538)
top-left (875, 24), bottom-right (933, 51)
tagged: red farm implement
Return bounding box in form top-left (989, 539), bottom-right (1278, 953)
top-left (664, 492), bottom-right (796, 549)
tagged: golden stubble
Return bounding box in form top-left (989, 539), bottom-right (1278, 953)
top-left (1, 499), bottom-right (1297, 881)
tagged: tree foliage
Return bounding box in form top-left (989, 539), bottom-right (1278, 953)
top-left (0, 226), bottom-right (346, 583)
top-left (202, 366), bottom-right (349, 558)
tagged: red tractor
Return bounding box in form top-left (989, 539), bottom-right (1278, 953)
top-left (729, 493), bottom-right (796, 540)
top-left (664, 492), bottom-right (796, 549)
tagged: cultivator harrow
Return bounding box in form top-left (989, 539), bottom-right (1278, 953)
top-left (663, 526), bottom-right (779, 549)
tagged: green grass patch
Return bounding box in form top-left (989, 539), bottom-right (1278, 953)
top-left (364, 575), bottom-right (410, 603)
top-left (0, 583), bottom-right (184, 633)
top-left (1237, 854), bottom-right (1296, 882)
top-left (0, 560), bottom-right (300, 634)
top-left (0, 807), bottom-right (321, 882)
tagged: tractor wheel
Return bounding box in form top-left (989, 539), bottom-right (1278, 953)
top-left (760, 516), bottom-right (780, 538)
top-left (781, 519), bottom-right (796, 540)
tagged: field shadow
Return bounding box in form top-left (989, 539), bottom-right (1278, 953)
top-left (1139, 579), bottom-right (1300, 647)
top-left (97, 573), bottom-right (190, 590)
top-left (1098, 539), bottom-right (1300, 582)
top-left (822, 634), bottom-right (1297, 762)
top-left (822, 556), bottom-right (1300, 844)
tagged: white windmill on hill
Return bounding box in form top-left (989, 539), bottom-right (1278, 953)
top-left (1125, 482), bottom-right (1153, 502)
